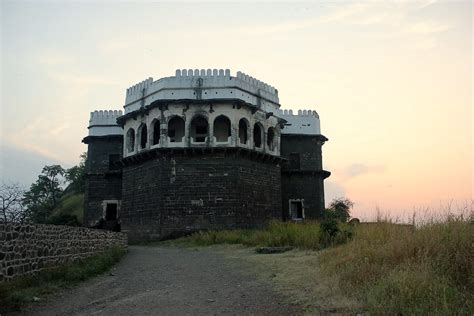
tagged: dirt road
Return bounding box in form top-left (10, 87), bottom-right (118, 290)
top-left (19, 246), bottom-right (302, 315)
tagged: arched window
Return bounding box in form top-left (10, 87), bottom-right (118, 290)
top-left (151, 119), bottom-right (160, 145)
top-left (238, 118), bottom-right (249, 144)
top-left (267, 127), bottom-right (276, 151)
top-left (138, 124), bottom-right (148, 149)
top-left (213, 115), bottom-right (231, 142)
top-left (253, 123), bottom-right (263, 148)
top-left (168, 116), bottom-right (185, 143)
top-left (126, 128), bottom-right (135, 153)
top-left (190, 116), bottom-right (209, 143)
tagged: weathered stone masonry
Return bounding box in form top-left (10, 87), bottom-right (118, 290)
top-left (0, 224), bottom-right (127, 282)
top-left (121, 149), bottom-right (282, 242)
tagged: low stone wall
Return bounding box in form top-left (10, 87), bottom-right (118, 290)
top-left (0, 224), bottom-right (127, 282)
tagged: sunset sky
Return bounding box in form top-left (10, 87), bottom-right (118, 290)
top-left (1, 1), bottom-right (472, 220)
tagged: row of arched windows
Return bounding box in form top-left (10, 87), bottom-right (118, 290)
top-left (126, 115), bottom-right (278, 154)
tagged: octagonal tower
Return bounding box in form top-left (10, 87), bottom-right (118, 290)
top-left (83, 68), bottom-right (330, 242)
top-left (117, 69), bottom-right (286, 241)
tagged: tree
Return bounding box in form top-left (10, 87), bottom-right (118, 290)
top-left (0, 182), bottom-right (27, 223)
top-left (65, 152), bottom-right (86, 193)
top-left (23, 165), bottom-right (65, 223)
top-left (324, 198), bottom-right (354, 222)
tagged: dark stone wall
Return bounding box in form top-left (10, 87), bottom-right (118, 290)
top-left (0, 224), bottom-right (127, 283)
top-left (280, 134), bottom-right (325, 171)
top-left (280, 134), bottom-right (330, 219)
top-left (83, 136), bottom-right (123, 227)
top-left (121, 151), bottom-right (281, 242)
top-left (281, 172), bottom-right (326, 219)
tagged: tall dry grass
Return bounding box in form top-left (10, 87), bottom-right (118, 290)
top-left (320, 214), bottom-right (473, 315)
top-left (180, 220), bottom-right (351, 250)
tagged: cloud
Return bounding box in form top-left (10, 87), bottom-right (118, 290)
top-left (47, 72), bottom-right (119, 86)
top-left (325, 180), bottom-right (347, 204)
top-left (38, 51), bottom-right (75, 65)
top-left (231, 0), bottom-right (449, 45)
top-left (403, 21), bottom-right (451, 35)
top-left (342, 163), bottom-right (386, 179)
top-left (0, 143), bottom-right (62, 186)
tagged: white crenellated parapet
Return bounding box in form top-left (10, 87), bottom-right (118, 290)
top-left (88, 110), bottom-right (123, 137)
top-left (126, 78), bottom-right (153, 97)
top-left (123, 69), bottom-right (280, 114)
top-left (276, 108), bottom-right (321, 135)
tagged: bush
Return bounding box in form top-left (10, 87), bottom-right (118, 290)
top-left (47, 214), bottom-right (80, 226)
top-left (324, 198), bottom-right (354, 222)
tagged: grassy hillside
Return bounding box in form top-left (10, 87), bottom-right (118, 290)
top-left (49, 192), bottom-right (84, 225)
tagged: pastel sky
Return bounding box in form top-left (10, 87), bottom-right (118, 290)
top-left (1, 0), bottom-right (472, 220)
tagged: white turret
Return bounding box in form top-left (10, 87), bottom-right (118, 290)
top-left (276, 109), bottom-right (321, 135)
top-left (88, 110), bottom-right (123, 136)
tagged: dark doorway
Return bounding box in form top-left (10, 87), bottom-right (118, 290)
top-left (105, 203), bottom-right (118, 221)
top-left (290, 200), bottom-right (303, 220)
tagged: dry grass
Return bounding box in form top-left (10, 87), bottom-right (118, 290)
top-left (178, 220), bottom-right (351, 250)
top-left (320, 216), bottom-right (474, 315)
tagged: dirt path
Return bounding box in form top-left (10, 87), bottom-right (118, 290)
top-left (18, 246), bottom-right (302, 315)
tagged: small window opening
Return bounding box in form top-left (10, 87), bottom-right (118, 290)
top-left (238, 119), bottom-right (248, 144)
top-left (253, 123), bottom-right (262, 148)
top-left (191, 116), bottom-right (209, 143)
top-left (290, 200), bottom-right (304, 220)
top-left (289, 153), bottom-right (300, 169)
top-left (267, 127), bottom-right (276, 151)
top-left (168, 116), bottom-right (185, 143)
top-left (139, 124), bottom-right (148, 149)
top-left (152, 120), bottom-right (160, 145)
top-left (108, 154), bottom-right (120, 171)
top-left (214, 115), bottom-right (231, 142)
top-left (105, 203), bottom-right (118, 221)
top-left (126, 128), bottom-right (135, 153)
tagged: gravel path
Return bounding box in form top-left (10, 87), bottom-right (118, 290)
top-left (19, 246), bottom-right (302, 315)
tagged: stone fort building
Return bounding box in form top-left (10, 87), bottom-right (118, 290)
top-left (83, 69), bottom-right (330, 242)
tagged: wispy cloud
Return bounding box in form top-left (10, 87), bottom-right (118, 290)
top-left (37, 51), bottom-right (75, 65)
top-left (341, 163), bottom-right (386, 180)
top-left (231, 0), bottom-right (449, 47)
top-left (403, 21), bottom-right (451, 35)
top-left (47, 72), bottom-right (119, 86)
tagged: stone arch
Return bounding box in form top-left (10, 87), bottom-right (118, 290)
top-left (151, 119), bottom-right (160, 145)
top-left (126, 128), bottom-right (135, 153)
top-left (190, 115), bottom-right (209, 143)
top-left (213, 115), bottom-right (231, 142)
top-left (238, 118), bottom-right (249, 144)
top-left (138, 123), bottom-right (148, 149)
top-left (253, 122), bottom-right (263, 148)
top-left (167, 116), bottom-right (185, 143)
top-left (267, 127), bottom-right (276, 151)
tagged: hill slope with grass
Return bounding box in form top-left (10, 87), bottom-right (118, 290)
top-left (48, 191), bottom-right (84, 226)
